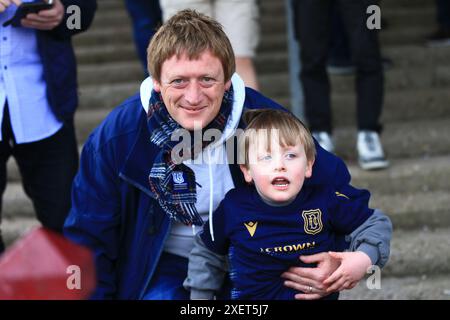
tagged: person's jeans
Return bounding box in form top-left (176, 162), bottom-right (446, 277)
top-left (292, 0), bottom-right (384, 133)
top-left (143, 251), bottom-right (232, 300)
top-left (329, 3), bottom-right (351, 65)
top-left (0, 103), bottom-right (79, 254)
top-left (124, 0), bottom-right (162, 71)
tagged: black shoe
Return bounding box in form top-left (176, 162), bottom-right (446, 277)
top-left (426, 28), bottom-right (450, 47)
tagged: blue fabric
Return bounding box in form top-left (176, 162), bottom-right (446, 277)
top-left (124, 0), bottom-right (162, 71)
top-left (142, 252), bottom-right (190, 300)
top-left (64, 88), bottom-right (361, 299)
top-left (200, 185), bottom-right (373, 299)
top-left (36, 0), bottom-right (97, 122)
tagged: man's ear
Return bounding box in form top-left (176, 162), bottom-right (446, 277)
top-left (305, 158), bottom-right (315, 178)
top-left (239, 165), bottom-right (253, 184)
top-left (225, 79), bottom-right (232, 91)
top-left (153, 79), bottom-right (161, 92)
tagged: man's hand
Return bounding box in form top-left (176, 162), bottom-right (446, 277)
top-left (281, 252), bottom-right (340, 300)
top-left (323, 251), bottom-right (372, 293)
top-left (21, 0), bottom-right (64, 30)
top-left (0, 0), bottom-right (22, 13)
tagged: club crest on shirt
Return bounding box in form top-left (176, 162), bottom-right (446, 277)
top-left (301, 209), bottom-right (323, 235)
top-left (244, 221), bottom-right (258, 237)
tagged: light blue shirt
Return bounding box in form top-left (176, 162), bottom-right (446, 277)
top-left (0, 2), bottom-right (62, 144)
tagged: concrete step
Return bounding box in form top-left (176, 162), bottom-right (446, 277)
top-left (381, 228), bottom-right (450, 278)
top-left (331, 65), bottom-right (450, 93)
top-left (380, 26), bottom-right (432, 46)
top-left (370, 191), bottom-right (450, 230)
top-left (79, 81), bottom-right (140, 111)
top-left (332, 87), bottom-right (450, 127)
top-left (384, 44), bottom-right (450, 67)
top-left (348, 155), bottom-right (450, 195)
top-left (75, 43), bottom-right (138, 65)
top-left (76, 52), bottom-right (288, 86)
top-left (332, 118), bottom-right (450, 160)
top-left (340, 274), bottom-right (450, 300)
top-left (382, 6), bottom-right (434, 28)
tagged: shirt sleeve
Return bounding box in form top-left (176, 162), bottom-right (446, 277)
top-left (328, 188), bottom-right (374, 235)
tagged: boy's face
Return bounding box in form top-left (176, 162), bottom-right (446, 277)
top-left (240, 136), bottom-right (314, 204)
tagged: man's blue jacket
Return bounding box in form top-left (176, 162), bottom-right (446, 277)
top-left (37, 0), bottom-right (97, 121)
top-left (64, 88), bottom-right (364, 299)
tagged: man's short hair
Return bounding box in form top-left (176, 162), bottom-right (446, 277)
top-left (239, 109), bottom-right (316, 168)
top-left (147, 9), bottom-right (236, 82)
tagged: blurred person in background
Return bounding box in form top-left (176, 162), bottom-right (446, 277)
top-left (427, 0), bottom-right (450, 47)
top-left (0, 0), bottom-right (97, 253)
top-left (124, 0), bottom-right (162, 72)
top-left (159, 0), bottom-right (260, 90)
top-left (291, 0), bottom-right (389, 171)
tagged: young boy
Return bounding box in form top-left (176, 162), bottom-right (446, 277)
top-left (187, 109), bottom-right (391, 300)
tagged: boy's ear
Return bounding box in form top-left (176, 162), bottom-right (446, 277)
top-left (239, 165), bottom-right (253, 184)
top-left (305, 159), bottom-right (315, 178)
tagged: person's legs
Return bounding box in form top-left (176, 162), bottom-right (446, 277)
top-left (339, 0), bottom-right (388, 170)
top-left (291, 0), bottom-right (333, 134)
top-left (339, 0), bottom-right (384, 133)
top-left (159, 0), bottom-right (212, 21)
top-left (215, 0), bottom-right (260, 89)
top-left (13, 121), bottom-right (79, 232)
top-left (124, 0), bottom-right (162, 71)
top-left (328, 2), bottom-right (354, 75)
top-left (0, 103), bottom-right (14, 254)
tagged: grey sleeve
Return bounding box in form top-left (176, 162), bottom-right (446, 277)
top-left (347, 209), bottom-right (393, 268)
top-left (183, 233), bottom-right (229, 300)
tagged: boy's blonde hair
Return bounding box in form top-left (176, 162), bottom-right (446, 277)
top-left (147, 9), bottom-right (236, 82)
top-left (239, 109), bottom-right (316, 168)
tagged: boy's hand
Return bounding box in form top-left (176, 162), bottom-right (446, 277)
top-left (0, 0), bottom-right (22, 13)
top-left (21, 0), bottom-right (64, 30)
top-left (323, 251), bottom-right (372, 292)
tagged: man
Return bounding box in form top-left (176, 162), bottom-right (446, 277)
top-left (291, 0), bottom-right (389, 170)
top-left (64, 10), bottom-right (391, 300)
top-left (0, 0), bottom-right (97, 253)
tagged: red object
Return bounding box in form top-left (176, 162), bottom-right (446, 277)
top-left (0, 227), bottom-right (96, 300)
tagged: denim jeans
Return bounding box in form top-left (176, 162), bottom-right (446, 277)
top-left (0, 103), bottom-right (78, 254)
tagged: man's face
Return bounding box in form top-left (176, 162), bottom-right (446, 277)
top-left (240, 136), bottom-right (314, 204)
top-left (153, 50), bottom-right (231, 131)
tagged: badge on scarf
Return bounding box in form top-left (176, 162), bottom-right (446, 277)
top-left (173, 171), bottom-right (188, 190)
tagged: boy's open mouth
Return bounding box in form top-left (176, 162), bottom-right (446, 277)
top-left (271, 177), bottom-right (290, 188)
